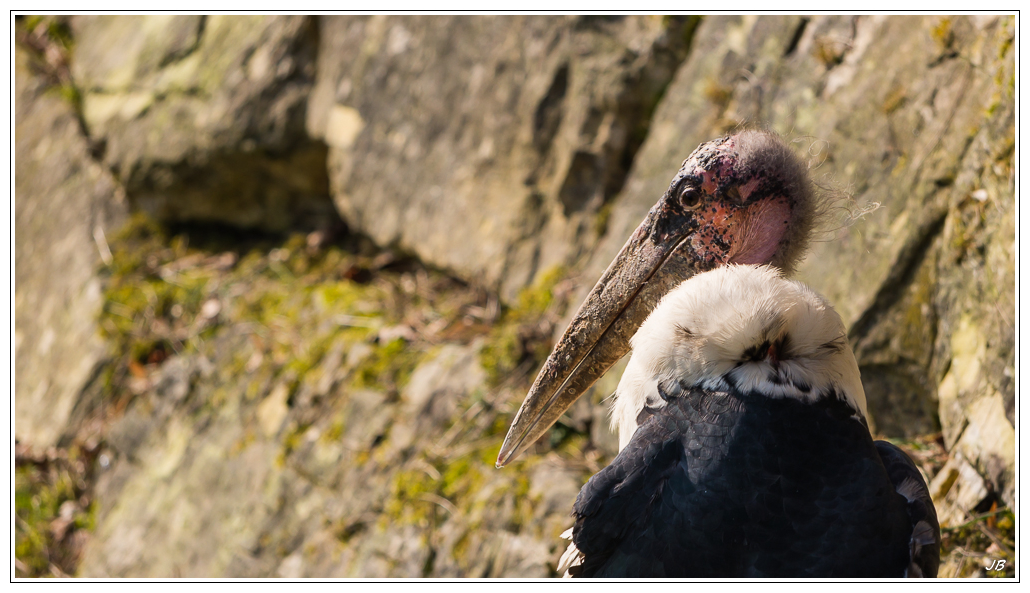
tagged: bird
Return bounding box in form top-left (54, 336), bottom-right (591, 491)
top-left (497, 130), bottom-right (820, 467)
top-left (494, 130), bottom-right (940, 577)
top-left (557, 265), bottom-right (940, 577)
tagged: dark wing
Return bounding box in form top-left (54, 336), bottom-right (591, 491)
top-left (569, 388), bottom-right (749, 578)
top-left (874, 441), bottom-right (941, 577)
top-left (570, 387), bottom-right (915, 578)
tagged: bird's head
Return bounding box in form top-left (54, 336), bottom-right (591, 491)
top-left (498, 130), bottom-right (824, 467)
top-left (663, 131), bottom-right (816, 275)
top-left (611, 264), bottom-right (866, 449)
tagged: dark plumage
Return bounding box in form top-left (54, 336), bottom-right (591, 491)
top-left (874, 441), bottom-right (942, 578)
top-left (557, 265), bottom-right (940, 578)
top-left (569, 389), bottom-right (926, 578)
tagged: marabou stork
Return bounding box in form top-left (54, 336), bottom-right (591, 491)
top-left (495, 131), bottom-right (940, 578)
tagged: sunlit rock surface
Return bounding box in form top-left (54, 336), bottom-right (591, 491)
top-left (14, 45), bottom-right (127, 448)
top-left (15, 15), bottom-right (1013, 578)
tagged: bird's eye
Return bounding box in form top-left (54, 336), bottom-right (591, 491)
top-left (679, 186), bottom-right (701, 210)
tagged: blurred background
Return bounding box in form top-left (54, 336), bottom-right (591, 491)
top-left (14, 14), bottom-right (1014, 578)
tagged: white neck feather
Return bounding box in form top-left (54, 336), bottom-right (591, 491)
top-left (611, 264), bottom-right (867, 451)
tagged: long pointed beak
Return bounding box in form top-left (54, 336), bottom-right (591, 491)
top-left (496, 206), bottom-right (706, 467)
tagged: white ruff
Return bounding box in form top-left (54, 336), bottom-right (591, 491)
top-left (611, 264), bottom-right (867, 451)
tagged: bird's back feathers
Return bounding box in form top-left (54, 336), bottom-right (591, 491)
top-left (570, 386), bottom-right (917, 578)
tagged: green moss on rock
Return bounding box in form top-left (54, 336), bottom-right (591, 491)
top-left (14, 466), bottom-right (77, 576)
top-left (14, 445), bottom-right (98, 578)
top-left (353, 338), bottom-right (420, 392)
top-left (930, 17), bottom-right (954, 52)
top-left (480, 266), bottom-right (567, 386)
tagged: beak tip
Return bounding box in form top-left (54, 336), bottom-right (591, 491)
top-left (496, 419), bottom-right (526, 468)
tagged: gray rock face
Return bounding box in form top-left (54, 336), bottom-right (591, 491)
top-left (16, 14), bottom-right (1013, 578)
top-left (309, 15), bottom-right (698, 299)
top-left (71, 15), bottom-right (336, 232)
top-left (79, 334), bottom-right (572, 578)
top-left (15, 46), bottom-right (127, 447)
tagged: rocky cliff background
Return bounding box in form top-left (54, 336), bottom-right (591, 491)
top-left (14, 14), bottom-right (1014, 578)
